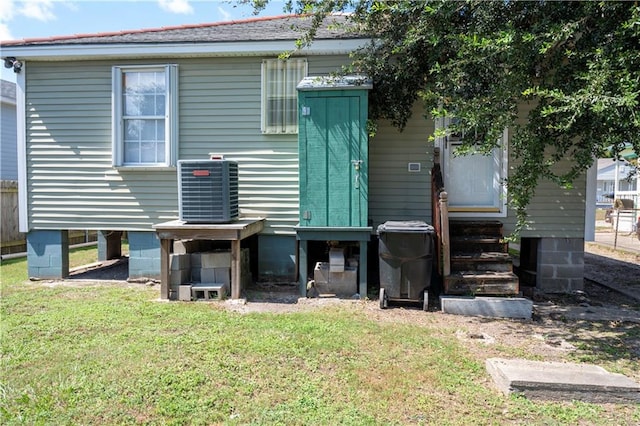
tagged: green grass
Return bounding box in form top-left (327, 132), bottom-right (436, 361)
top-left (1, 249), bottom-right (638, 425)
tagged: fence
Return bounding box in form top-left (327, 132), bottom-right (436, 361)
top-left (1, 180), bottom-right (24, 255)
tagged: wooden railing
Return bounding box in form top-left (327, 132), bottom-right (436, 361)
top-left (431, 150), bottom-right (450, 277)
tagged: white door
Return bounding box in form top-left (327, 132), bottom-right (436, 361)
top-left (440, 122), bottom-right (507, 217)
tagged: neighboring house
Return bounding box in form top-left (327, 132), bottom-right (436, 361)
top-left (1, 79), bottom-right (23, 255)
top-left (1, 79), bottom-right (17, 180)
top-left (596, 158), bottom-right (638, 207)
top-left (2, 14), bottom-right (586, 294)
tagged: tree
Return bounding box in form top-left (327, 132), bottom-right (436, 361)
top-left (249, 0), bottom-right (640, 232)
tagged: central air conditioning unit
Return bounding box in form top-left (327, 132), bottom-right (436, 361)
top-left (178, 159), bottom-right (239, 223)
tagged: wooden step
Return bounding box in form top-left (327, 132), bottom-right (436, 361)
top-left (444, 271), bottom-right (520, 295)
top-left (449, 220), bottom-right (503, 237)
top-left (450, 235), bottom-right (508, 254)
top-left (451, 252), bottom-right (513, 273)
top-left (444, 220), bottom-right (518, 295)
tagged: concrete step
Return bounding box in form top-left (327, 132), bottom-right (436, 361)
top-left (440, 296), bottom-right (532, 319)
top-left (444, 271), bottom-right (519, 295)
top-left (486, 358), bottom-right (640, 403)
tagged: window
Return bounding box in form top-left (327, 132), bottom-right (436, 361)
top-left (261, 58), bottom-right (307, 134)
top-left (112, 65), bottom-right (178, 167)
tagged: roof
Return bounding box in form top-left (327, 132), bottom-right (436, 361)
top-left (1, 14), bottom-right (366, 61)
top-left (1, 14), bottom-right (359, 47)
top-left (597, 158), bottom-right (635, 180)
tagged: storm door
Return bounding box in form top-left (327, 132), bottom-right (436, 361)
top-left (441, 122), bottom-right (507, 217)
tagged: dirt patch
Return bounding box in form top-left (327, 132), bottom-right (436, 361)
top-left (222, 280), bottom-right (640, 384)
top-left (60, 244), bottom-right (640, 384)
top-left (224, 244), bottom-right (640, 385)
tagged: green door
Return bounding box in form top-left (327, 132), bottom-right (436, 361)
top-left (299, 91), bottom-right (368, 227)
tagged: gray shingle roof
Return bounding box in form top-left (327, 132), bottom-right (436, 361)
top-left (2, 14), bottom-right (361, 47)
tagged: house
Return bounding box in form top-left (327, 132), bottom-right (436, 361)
top-left (596, 158), bottom-right (638, 207)
top-left (1, 79), bottom-right (18, 181)
top-left (2, 14), bottom-right (587, 296)
top-left (1, 79), bottom-right (24, 255)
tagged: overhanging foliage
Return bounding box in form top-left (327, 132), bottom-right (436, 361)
top-left (248, 0), bottom-right (640, 232)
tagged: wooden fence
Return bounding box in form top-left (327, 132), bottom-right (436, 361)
top-left (1, 180), bottom-right (24, 255)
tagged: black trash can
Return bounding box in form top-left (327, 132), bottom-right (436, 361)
top-left (377, 220), bottom-right (434, 310)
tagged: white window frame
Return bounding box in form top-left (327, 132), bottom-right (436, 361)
top-left (112, 64), bottom-right (178, 167)
top-left (261, 58), bottom-right (307, 134)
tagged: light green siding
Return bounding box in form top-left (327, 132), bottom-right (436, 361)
top-left (24, 56), bottom-right (350, 234)
top-left (503, 171), bottom-right (587, 239)
top-left (502, 101), bottom-right (586, 239)
top-left (369, 109), bottom-right (434, 228)
top-left (24, 58), bottom-right (584, 239)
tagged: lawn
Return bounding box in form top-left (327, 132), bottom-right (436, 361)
top-left (1, 248), bottom-right (638, 425)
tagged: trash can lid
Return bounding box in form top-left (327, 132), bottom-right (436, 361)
top-left (377, 220), bottom-right (434, 233)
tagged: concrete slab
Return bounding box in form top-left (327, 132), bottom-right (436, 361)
top-left (440, 296), bottom-right (533, 319)
top-left (486, 358), bottom-right (640, 403)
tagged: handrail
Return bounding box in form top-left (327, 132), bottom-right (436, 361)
top-left (431, 158), bottom-right (450, 277)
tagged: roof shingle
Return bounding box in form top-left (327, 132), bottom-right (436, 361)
top-left (2, 14), bottom-right (360, 47)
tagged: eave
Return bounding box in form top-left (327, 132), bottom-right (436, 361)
top-left (1, 38), bottom-right (369, 61)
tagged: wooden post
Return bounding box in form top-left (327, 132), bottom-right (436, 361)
top-left (358, 239), bottom-right (368, 298)
top-left (298, 240), bottom-right (308, 296)
top-left (439, 191), bottom-right (450, 277)
top-left (231, 239), bottom-right (241, 299)
top-left (160, 238), bottom-right (171, 299)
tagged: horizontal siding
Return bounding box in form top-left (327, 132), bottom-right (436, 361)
top-left (500, 100), bottom-right (586, 238)
top-left (503, 171), bottom-right (587, 238)
top-left (178, 57), bottom-right (292, 234)
top-left (26, 62), bottom-right (115, 229)
top-left (369, 106), bottom-right (434, 228)
top-left (24, 56), bottom-right (351, 234)
top-left (1, 102), bottom-right (18, 180)
top-left (25, 56), bottom-right (583, 239)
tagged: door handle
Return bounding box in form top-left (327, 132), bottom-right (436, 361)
top-left (351, 160), bottom-right (363, 189)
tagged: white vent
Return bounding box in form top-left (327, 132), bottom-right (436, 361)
top-left (178, 160), bottom-right (239, 223)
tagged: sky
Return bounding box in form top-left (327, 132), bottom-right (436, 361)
top-left (1, 0), bottom-right (287, 82)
